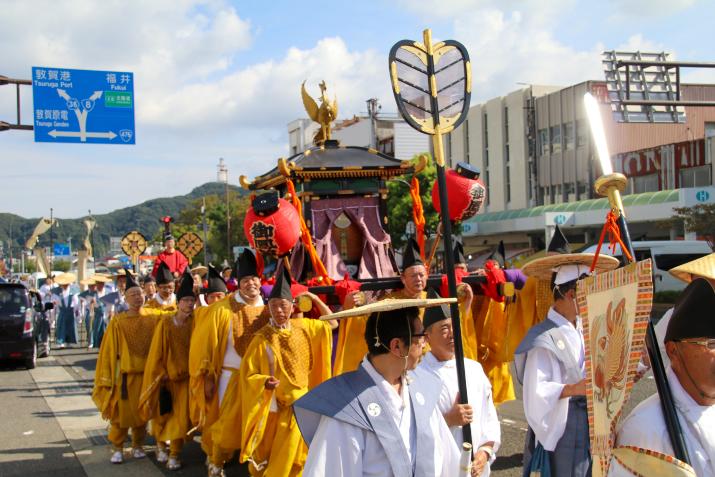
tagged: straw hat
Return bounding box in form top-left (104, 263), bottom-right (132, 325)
top-left (319, 297), bottom-right (457, 321)
top-left (80, 277), bottom-right (96, 286)
top-left (522, 253), bottom-right (619, 281)
top-left (669, 252), bottom-right (715, 283)
top-left (191, 265), bottom-right (208, 277)
top-left (54, 272), bottom-right (77, 286)
top-left (92, 275), bottom-right (112, 283)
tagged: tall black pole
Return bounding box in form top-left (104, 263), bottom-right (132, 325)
top-left (49, 208), bottom-right (54, 272)
top-left (616, 213), bottom-right (691, 464)
top-left (424, 29), bottom-right (472, 447)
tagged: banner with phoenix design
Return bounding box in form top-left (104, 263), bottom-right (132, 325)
top-left (576, 260), bottom-right (653, 477)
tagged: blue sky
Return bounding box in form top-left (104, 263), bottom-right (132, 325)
top-left (1, 0), bottom-right (713, 218)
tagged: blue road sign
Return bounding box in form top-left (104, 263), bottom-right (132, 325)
top-left (31, 66), bottom-right (135, 144)
top-left (53, 243), bottom-right (70, 256)
top-left (696, 190), bottom-right (710, 202)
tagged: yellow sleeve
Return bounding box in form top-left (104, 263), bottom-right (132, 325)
top-left (304, 319), bottom-right (333, 388)
top-left (239, 336), bottom-right (273, 464)
top-left (333, 315), bottom-right (368, 375)
top-left (459, 300), bottom-right (478, 361)
top-left (138, 317), bottom-right (168, 422)
top-left (92, 317), bottom-right (119, 420)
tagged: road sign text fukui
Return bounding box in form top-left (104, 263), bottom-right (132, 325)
top-left (31, 66), bottom-right (135, 145)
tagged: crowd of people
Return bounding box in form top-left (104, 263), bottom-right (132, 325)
top-left (82, 229), bottom-right (714, 477)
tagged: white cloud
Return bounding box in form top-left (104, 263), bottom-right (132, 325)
top-left (608, 0), bottom-right (698, 18)
top-left (450, 7), bottom-right (603, 102)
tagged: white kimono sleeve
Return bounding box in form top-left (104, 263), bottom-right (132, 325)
top-left (522, 347), bottom-right (569, 451)
top-left (303, 415), bottom-right (365, 477)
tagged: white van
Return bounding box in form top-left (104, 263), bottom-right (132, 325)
top-left (582, 241), bottom-right (712, 292)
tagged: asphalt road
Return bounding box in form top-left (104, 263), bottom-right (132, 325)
top-left (0, 346), bottom-right (657, 477)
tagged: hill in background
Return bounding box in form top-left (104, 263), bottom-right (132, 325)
top-left (0, 182), bottom-right (245, 258)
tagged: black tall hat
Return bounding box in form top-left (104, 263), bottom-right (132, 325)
top-left (487, 241), bottom-right (506, 268)
top-left (205, 264), bottom-right (228, 294)
top-left (547, 225), bottom-right (571, 255)
top-left (176, 269), bottom-right (195, 300)
top-left (142, 274), bottom-right (156, 285)
top-left (124, 268), bottom-right (140, 291)
top-left (423, 289), bottom-right (451, 329)
top-left (665, 278), bottom-right (715, 342)
top-left (235, 249), bottom-right (258, 280)
top-left (156, 262), bottom-right (174, 285)
top-left (269, 264), bottom-right (293, 301)
top-left (453, 241), bottom-right (466, 265)
top-left (401, 237), bottom-right (424, 272)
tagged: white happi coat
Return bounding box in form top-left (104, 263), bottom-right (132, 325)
top-left (608, 367), bottom-right (715, 476)
top-left (301, 356), bottom-right (460, 477)
top-left (418, 352), bottom-right (501, 475)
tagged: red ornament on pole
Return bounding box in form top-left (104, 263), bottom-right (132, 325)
top-left (244, 192), bottom-right (301, 257)
top-left (432, 162), bottom-right (486, 222)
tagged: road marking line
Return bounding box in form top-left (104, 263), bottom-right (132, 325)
top-left (30, 358), bottom-right (164, 477)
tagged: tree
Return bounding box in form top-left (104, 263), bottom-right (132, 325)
top-left (164, 193), bottom-right (252, 265)
top-left (386, 155), bottom-right (441, 251)
top-left (670, 204), bottom-right (715, 250)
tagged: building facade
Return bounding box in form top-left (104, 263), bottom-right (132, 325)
top-left (446, 81), bottom-right (715, 258)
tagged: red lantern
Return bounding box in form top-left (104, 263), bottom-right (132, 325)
top-left (432, 162), bottom-right (487, 222)
top-left (244, 194), bottom-right (301, 257)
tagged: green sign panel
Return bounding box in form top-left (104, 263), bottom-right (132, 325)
top-left (104, 91), bottom-right (133, 108)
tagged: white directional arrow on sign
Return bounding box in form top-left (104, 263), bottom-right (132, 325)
top-left (49, 130), bottom-right (117, 140)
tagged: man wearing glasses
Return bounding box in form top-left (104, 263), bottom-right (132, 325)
top-left (610, 278), bottom-right (715, 476)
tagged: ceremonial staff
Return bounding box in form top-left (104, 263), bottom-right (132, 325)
top-left (584, 92), bottom-right (691, 465)
top-left (389, 28), bottom-right (474, 448)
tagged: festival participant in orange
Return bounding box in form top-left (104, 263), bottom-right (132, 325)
top-left (92, 270), bottom-right (173, 465)
top-left (139, 270), bottom-right (196, 470)
top-left (239, 265), bottom-right (333, 476)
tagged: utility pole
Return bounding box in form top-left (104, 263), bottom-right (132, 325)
top-left (88, 209), bottom-right (95, 259)
top-left (201, 197), bottom-right (209, 264)
top-left (49, 207), bottom-right (54, 271)
top-left (217, 158), bottom-right (230, 263)
top-left (366, 98), bottom-right (379, 149)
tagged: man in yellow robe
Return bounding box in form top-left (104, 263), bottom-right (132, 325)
top-left (91, 269), bottom-right (173, 465)
top-left (146, 261), bottom-right (177, 310)
top-left (139, 270), bottom-right (196, 470)
top-left (333, 238), bottom-right (428, 375)
top-left (239, 266), bottom-right (333, 477)
top-left (190, 250), bottom-right (271, 477)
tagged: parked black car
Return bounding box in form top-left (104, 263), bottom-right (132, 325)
top-left (0, 283), bottom-right (53, 369)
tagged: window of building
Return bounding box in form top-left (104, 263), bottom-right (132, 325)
top-left (680, 165), bottom-right (712, 188)
top-left (550, 125), bottom-right (561, 154)
top-left (506, 165), bottom-right (511, 203)
top-left (483, 114), bottom-right (488, 149)
top-left (538, 128), bottom-right (548, 156)
top-left (628, 174), bottom-right (659, 193)
top-left (576, 119), bottom-right (588, 147)
top-left (504, 106), bottom-right (509, 142)
top-left (485, 170), bottom-right (490, 205)
top-left (464, 120), bottom-right (470, 163)
top-left (564, 122), bottom-right (574, 151)
top-left (291, 145), bottom-right (298, 155)
top-left (527, 160), bottom-right (534, 200)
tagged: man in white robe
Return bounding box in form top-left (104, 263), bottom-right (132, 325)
top-left (294, 301), bottom-right (460, 477)
top-left (418, 290), bottom-right (501, 476)
top-left (609, 278), bottom-right (715, 477)
top-left (515, 262), bottom-right (610, 476)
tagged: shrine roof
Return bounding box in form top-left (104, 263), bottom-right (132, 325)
top-left (241, 140), bottom-right (424, 191)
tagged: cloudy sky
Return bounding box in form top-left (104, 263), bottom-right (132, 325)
top-left (1, 0), bottom-right (713, 218)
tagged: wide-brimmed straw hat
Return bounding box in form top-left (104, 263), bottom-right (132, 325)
top-left (80, 277), bottom-right (96, 286)
top-left (522, 253), bottom-right (619, 281)
top-left (191, 265), bottom-right (208, 277)
top-left (669, 252), bottom-right (715, 283)
top-left (319, 297), bottom-right (457, 321)
top-left (54, 272), bottom-right (77, 286)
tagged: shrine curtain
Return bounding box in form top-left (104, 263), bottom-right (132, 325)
top-left (306, 196), bottom-right (398, 280)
